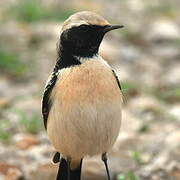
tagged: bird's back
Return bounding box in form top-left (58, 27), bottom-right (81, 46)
top-left (47, 56), bottom-right (122, 159)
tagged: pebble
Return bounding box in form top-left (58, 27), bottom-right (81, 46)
top-left (145, 20), bottom-right (180, 42)
top-left (15, 135), bottom-right (40, 150)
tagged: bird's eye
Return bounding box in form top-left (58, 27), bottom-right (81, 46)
top-left (79, 24), bottom-right (88, 31)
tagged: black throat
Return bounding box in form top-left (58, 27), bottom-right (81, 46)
top-left (54, 24), bottom-right (106, 72)
top-left (55, 45), bottom-right (81, 72)
top-left (59, 51), bottom-right (80, 69)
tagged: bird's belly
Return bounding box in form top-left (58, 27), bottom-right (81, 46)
top-left (47, 100), bottom-right (121, 159)
top-left (47, 60), bottom-right (122, 159)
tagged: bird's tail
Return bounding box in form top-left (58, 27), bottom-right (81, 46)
top-left (56, 158), bottom-right (83, 180)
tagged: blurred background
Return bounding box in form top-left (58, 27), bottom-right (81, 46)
top-left (0, 0), bottom-right (180, 179)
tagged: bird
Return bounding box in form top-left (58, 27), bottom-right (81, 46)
top-left (42, 11), bottom-right (123, 180)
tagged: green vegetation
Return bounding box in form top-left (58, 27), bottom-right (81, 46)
top-left (145, 3), bottom-right (177, 18)
top-left (121, 30), bottom-right (143, 45)
top-left (171, 38), bottom-right (180, 47)
top-left (121, 81), bottom-right (136, 91)
top-left (117, 170), bottom-right (139, 180)
top-left (19, 112), bottom-right (42, 134)
top-left (131, 151), bottom-right (142, 164)
top-left (117, 175), bottom-right (126, 180)
top-left (122, 81), bottom-right (180, 104)
top-left (0, 120), bottom-right (12, 143)
top-left (126, 170), bottom-right (139, 180)
top-left (0, 50), bottom-right (27, 78)
top-left (8, 0), bottom-right (75, 23)
top-left (121, 81), bottom-right (140, 98)
top-left (154, 87), bottom-right (180, 103)
top-left (138, 124), bottom-right (149, 133)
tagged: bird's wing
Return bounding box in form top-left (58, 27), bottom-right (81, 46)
top-left (42, 73), bottom-right (58, 129)
top-left (52, 152), bottom-right (61, 163)
top-left (112, 69), bottom-right (122, 90)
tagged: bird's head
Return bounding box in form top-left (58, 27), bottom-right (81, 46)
top-left (59, 11), bottom-right (123, 57)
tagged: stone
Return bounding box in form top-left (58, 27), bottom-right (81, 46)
top-left (0, 163), bottom-right (17, 175)
top-left (169, 105), bottom-right (180, 121)
top-left (15, 135), bottom-right (39, 150)
top-left (5, 168), bottom-right (24, 180)
top-left (0, 98), bottom-right (10, 109)
top-left (0, 163), bottom-right (24, 180)
top-left (30, 163), bottom-right (56, 180)
top-left (162, 65), bottom-right (180, 86)
top-left (145, 20), bottom-right (180, 42)
top-left (166, 130), bottom-right (180, 150)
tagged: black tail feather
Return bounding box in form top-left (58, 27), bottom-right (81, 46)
top-left (56, 158), bottom-right (68, 180)
top-left (56, 158), bottom-right (83, 180)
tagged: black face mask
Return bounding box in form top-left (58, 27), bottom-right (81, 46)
top-left (60, 25), bottom-right (106, 58)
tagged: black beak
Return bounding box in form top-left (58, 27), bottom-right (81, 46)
top-left (104, 25), bottom-right (124, 33)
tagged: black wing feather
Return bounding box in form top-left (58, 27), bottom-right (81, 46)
top-left (42, 74), bottom-right (57, 129)
top-left (112, 69), bottom-right (122, 90)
